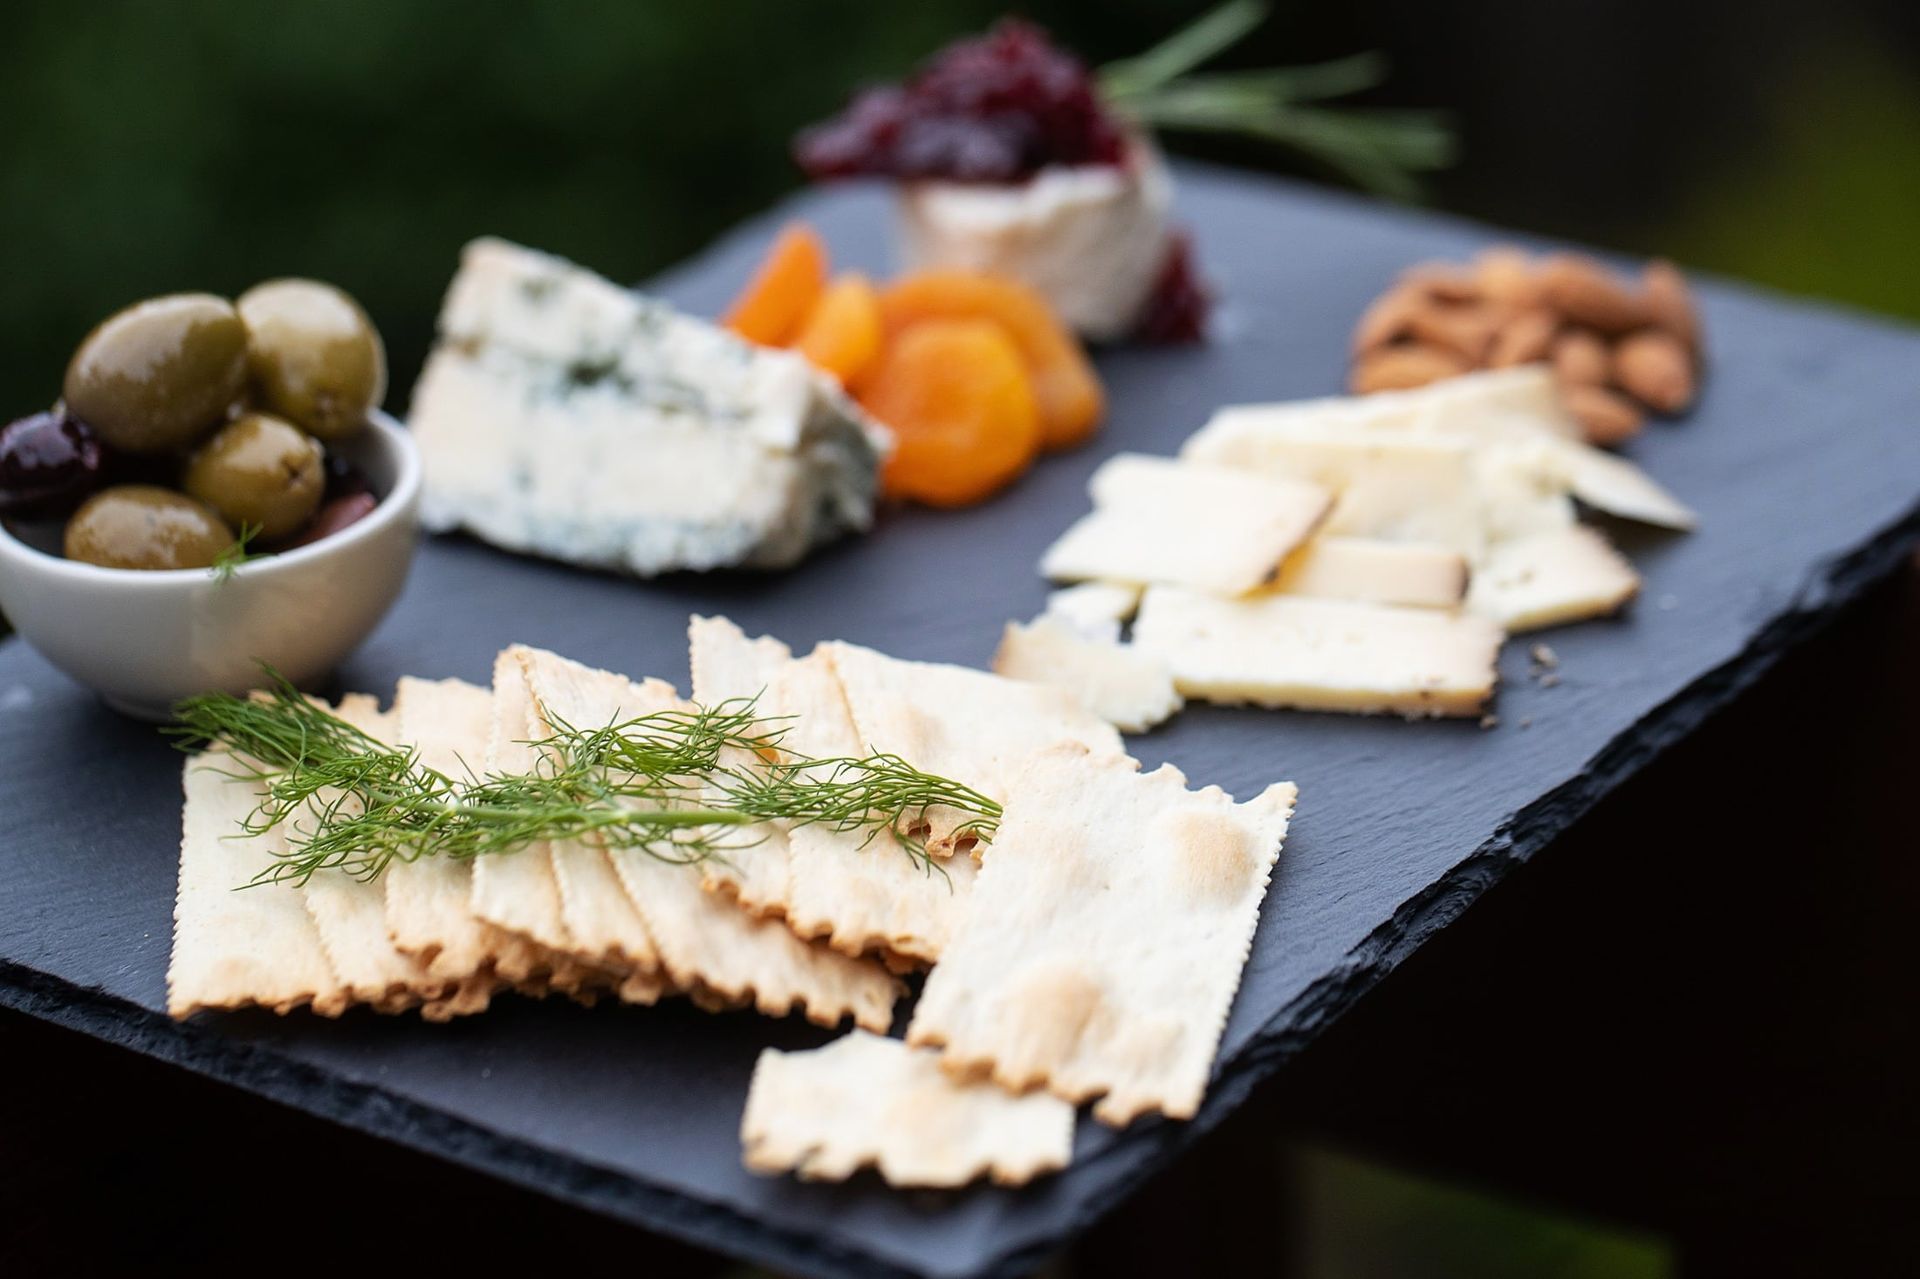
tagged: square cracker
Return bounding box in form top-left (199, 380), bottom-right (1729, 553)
top-left (820, 638), bottom-right (1126, 857)
top-left (692, 617), bottom-right (978, 964)
top-left (516, 647), bottom-right (901, 1030)
top-left (908, 745), bottom-right (1297, 1125)
top-left (168, 746), bottom-right (345, 1019)
top-left (742, 1030), bottom-right (1074, 1187)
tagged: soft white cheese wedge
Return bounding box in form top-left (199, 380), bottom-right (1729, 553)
top-left (994, 616), bottom-right (1183, 733)
top-left (1040, 453), bottom-right (1332, 594)
top-left (897, 138), bottom-right (1173, 341)
top-left (1133, 587), bottom-right (1505, 718)
top-left (1467, 525), bottom-right (1641, 631)
top-left (1269, 537), bottom-right (1469, 609)
top-left (1042, 581), bottom-right (1144, 643)
top-left (411, 238), bottom-right (889, 576)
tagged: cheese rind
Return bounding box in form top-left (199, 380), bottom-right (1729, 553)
top-left (1133, 588), bottom-right (1504, 718)
top-left (412, 238), bottom-right (888, 576)
top-left (1040, 453), bottom-right (1332, 595)
top-left (994, 617), bottom-right (1182, 733)
top-left (1468, 525), bottom-right (1641, 631)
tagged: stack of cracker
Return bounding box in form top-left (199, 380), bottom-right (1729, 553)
top-left (169, 615), bottom-right (1300, 1188)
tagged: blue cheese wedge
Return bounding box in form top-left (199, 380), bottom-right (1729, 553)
top-left (1133, 587), bottom-right (1504, 718)
top-left (410, 238), bottom-right (889, 576)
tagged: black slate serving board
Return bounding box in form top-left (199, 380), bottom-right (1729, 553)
top-left (3, 165), bottom-right (1918, 1279)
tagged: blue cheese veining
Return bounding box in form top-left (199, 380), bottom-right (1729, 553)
top-left (410, 238), bottom-right (890, 575)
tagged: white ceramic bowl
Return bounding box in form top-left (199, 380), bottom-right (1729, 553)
top-left (0, 410), bottom-right (420, 720)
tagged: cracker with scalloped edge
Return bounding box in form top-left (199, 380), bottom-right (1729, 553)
top-left (298, 693), bottom-right (446, 1015)
top-left (692, 617), bottom-right (979, 963)
top-left (168, 744), bottom-right (345, 1019)
top-left (820, 638), bottom-right (1126, 858)
top-left (687, 615), bottom-right (797, 916)
top-left (908, 745), bottom-right (1296, 1126)
top-left (517, 647), bottom-right (901, 1030)
top-left (742, 1030), bottom-right (1074, 1187)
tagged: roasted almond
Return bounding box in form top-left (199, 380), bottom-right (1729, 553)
top-left (1487, 308), bottom-right (1558, 368)
top-left (1350, 343), bottom-right (1469, 395)
top-left (1474, 247), bottom-right (1542, 309)
top-left (1551, 329), bottom-right (1610, 386)
top-left (1642, 259), bottom-right (1701, 354)
top-left (1398, 263), bottom-right (1483, 304)
top-left (1407, 302), bottom-right (1502, 363)
top-left (1351, 284), bottom-right (1427, 355)
top-left (1561, 383), bottom-right (1645, 446)
top-left (1539, 254), bottom-right (1649, 332)
top-left (1614, 330), bottom-right (1695, 413)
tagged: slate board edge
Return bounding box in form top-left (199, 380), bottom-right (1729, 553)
top-left (5, 498), bottom-right (1913, 1279)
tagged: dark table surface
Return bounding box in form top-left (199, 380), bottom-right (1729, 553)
top-left (2, 165), bottom-right (1917, 1279)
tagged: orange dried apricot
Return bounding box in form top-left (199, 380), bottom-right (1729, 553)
top-left (792, 273), bottom-right (883, 385)
top-left (878, 270), bottom-right (1103, 451)
top-left (857, 319), bottom-right (1041, 508)
top-left (722, 223), bottom-right (828, 347)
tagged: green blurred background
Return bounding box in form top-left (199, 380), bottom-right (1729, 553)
top-left (6, 2), bottom-right (1917, 1274)
top-left (5, 0), bottom-right (1919, 422)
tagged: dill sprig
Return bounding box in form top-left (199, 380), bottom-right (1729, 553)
top-left (1100, 0), bottom-right (1455, 201)
top-left (209, 522), bottom-right (266, 582)
top-left (169, 673), bottom-right (999, 888)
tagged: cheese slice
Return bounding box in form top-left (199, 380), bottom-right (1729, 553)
top-left (1041, 453), bottom-right (1332, 594)
top-left (994, 617), bottom-right (1183, 733)
top-left (1042, 580), bottom-right (1143, 643)
top-left (1133, 587), bottom-right (1504, 718)
top-left (411, 237), bottom-right (889, 576)
top-left (1268, 537), bottom-right (1468, 609)
top-left (741, 1031), bottom-right (1075, 1187)
top-left (1468, 525), bottom-right (1641, 631)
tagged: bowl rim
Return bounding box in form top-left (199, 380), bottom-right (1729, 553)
top-left (0, 409), bottom-right (419, 587)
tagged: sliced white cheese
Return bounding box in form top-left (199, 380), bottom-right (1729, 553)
top-left (412, 237), bottom-right (889, 575)
top-left (897, 137), bottom-right (1173, 342)
top-left (1040, 453), bottom-right (1332, 595)
top-left (1133, 587), bottom-right (1504, 718)
top-left (1269, 537), bottom-right (1468, 609)
top-left (1468, 525), bottom-right (1641, 631)
top-left (993, 617), bottom-right (1183, 733)
top-left (1042, 581), bottom-right (1143, 643)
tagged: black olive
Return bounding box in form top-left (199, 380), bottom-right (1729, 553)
top-left (0, 409), bottom-right (107, 518)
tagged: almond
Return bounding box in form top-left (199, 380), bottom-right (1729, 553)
top-left (1614, 330), bottom-right (1695, 413)
top-left (1399, 263), bottom-right (1483, 304)
top-left (1475, 247), bottom-right (1542, 309)
top-left (1351, 284), bottom-right (1427, 355)
top-left (1551, 329), bottom-right (1610, 385)
top-left (1350, 343), bottom-right (1469, 395)
top-left (1539, 254), bottom-right (1649, 332)
top-left (1407, 302), bottom-right (1501, 363)
top-left (1561, 383), bottom-right (1644, 447)
top-left (1487, 308), bottom-right (1558, 368)
top-left (1642, 259), bottom-right (1701, 354)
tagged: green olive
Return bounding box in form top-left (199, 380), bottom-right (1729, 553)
top-left (182, 413), bottom-right (324, 540)
top-left (62, 294), bottom-right (249, 454)
top-left (237, 279), bottom-right (386, 440)
top-left (63, 485), bottom-right (234, 570)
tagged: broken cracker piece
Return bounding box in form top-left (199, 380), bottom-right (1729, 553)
top-left (994, 616), bottom-right (1182, 733)
top-left (1040, 453), bottom-right (1332, 595)
top-left (908, 746), bottom-right (1296, 1125)
top-left (742, 1031), bottom-right (1074, 1187)
top-left (1133, 587), bottom-right (1504, 718)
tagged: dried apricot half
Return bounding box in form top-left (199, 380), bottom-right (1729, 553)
top-left (722, 223), bottom-right (828, 347)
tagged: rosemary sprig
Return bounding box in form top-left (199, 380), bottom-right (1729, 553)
top-left (209, 522), bottom-right (266, 582)
top-left (1099, 0), bottom-right (1456, 200)
top-left (169, 673), bottom-right (999, 888)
